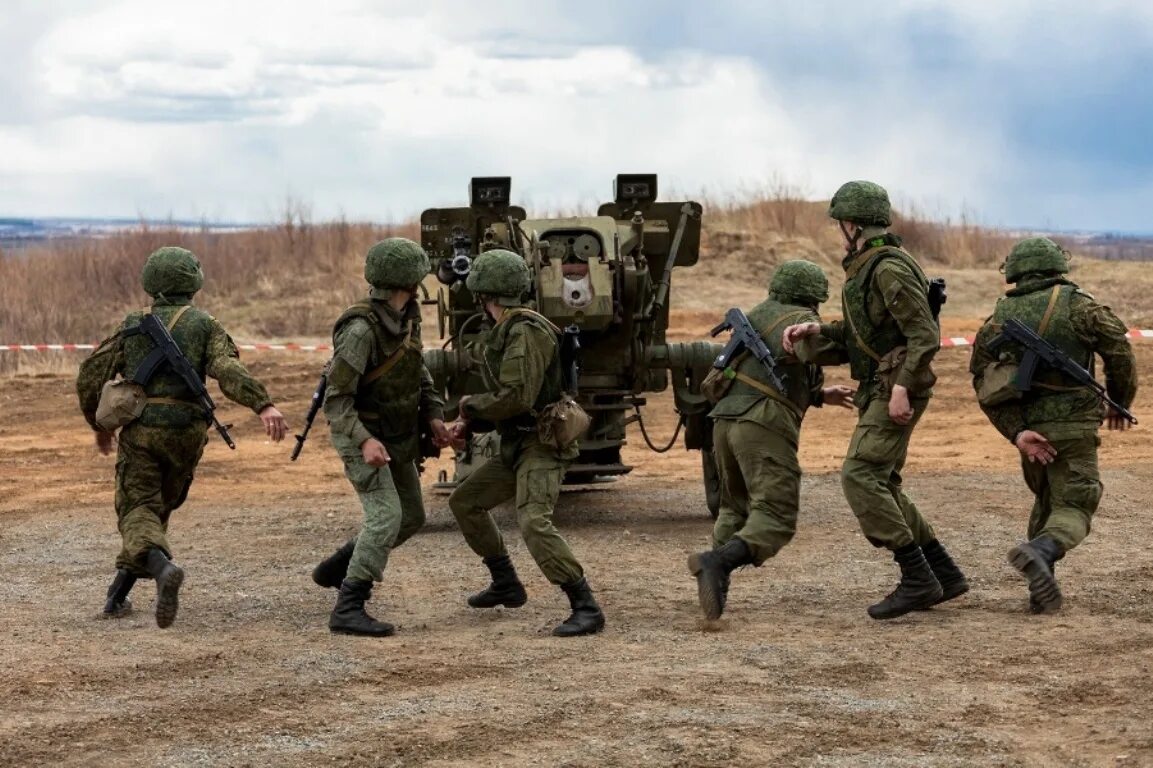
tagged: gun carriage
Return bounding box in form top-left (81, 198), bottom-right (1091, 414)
top-left (420, 175), bottom-right (724, 516)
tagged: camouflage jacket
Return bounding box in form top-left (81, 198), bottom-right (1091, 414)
top-left (820, 231), bottom-right (940, 408)
top-left (324, 298), bottom-right (444, 463)
top-left (76, 297), bottom-right (273, 431)
top-left (970, 276), bottom-right (1137, 441)
top-left (709, 296), bottom-right (847, 437)
top-left (462, 308), bottom-right (574, 460)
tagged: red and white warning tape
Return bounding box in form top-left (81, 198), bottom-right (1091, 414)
top-left (4, 330), bottom-right (1153, 353)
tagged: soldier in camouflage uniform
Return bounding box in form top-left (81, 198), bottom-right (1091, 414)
top-left (970, 237), bottom-right (1137, 613)
top-left (783, 181), bottom-right (969, 620)
top-left (311, 238), bottom-right (450, 637)
top-left (446, 249), bottom-right (605, 637)
top-left (688, 260), bottom-right (855, 621)
top-left (77, 247), bottom-right (288, 628)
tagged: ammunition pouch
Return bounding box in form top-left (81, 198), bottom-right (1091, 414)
top-left (976, 360), bottom-right (1022, 407)
top-left (535, 397), bottom-right (591, 449)
top-left (874, 346), bottom-right (936, 396)
top-left (95, 378), bottom-right (148, 431)
top-left (700, 365), bottom-right (732, 404)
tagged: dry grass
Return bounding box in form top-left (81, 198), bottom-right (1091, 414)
top-left (1, 189), bottom-right (1148, 375)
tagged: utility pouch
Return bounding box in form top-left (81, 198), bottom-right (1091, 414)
top-left (94, 378), bottom-right (147, 431)
top-left (536, 397), bottom-right (591, 449)
top-left (874, 346), bottom-right (936, 396)
top-left (701, 366), bottom-right (733, 404)
top-left (976, 360), bottom-right (1023, 406)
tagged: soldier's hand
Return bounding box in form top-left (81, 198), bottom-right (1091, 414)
top-left (259, 405), bottom-right (289, 443)
top-left (1014, 430), bottom-right (1057, 464)
top-left (361, 438), bottom-right (390, 467)
top-left (781, 322), bottom-right (820, 353)
top-left (823, 385), bottom-right (855, 409)
top-left (429, 418), bottom-right (453, 448)
top-left (1106, 406), bottom-right (1131, 431)
top-left (888, 384), bottom-right (914, 425)
top-left (95, 430), bottom-right (116, 456)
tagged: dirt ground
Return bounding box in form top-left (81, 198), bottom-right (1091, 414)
top-left (2, 311), bottom-right (1152, 768)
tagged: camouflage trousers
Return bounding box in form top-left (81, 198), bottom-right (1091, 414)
top-left (841, 396), bottom-right (936, 550)
top-left (448, 440), bottom-right (584, 586)
top-left (114, 421), bottom-right (208, 575)
top-left (711, 417), bottom-right (801, 565)
top-left (1021, 430), bottom-right (1102, 550)
top-left (332, 434), bottom-right (426, 584)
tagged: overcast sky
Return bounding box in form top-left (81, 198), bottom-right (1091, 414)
top-left (2, 0), bottom-right (1151, 232)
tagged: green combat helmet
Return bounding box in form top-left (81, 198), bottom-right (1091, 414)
top-left (770, 259), bottom-right (829, 305)
top-left (141, 246), bottom-right (204, 297)
top-left (465, 249), bottom-right (531, 306)
top-left (1002, 237), bottom-right (1069, 283)
top-left (364, 238), bottom-right (431, 294)
top-left (828, 180), bottom-right (892, 227)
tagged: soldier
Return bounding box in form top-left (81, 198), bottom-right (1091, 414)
top-left (969, 237), bottom-right (1137, 613)
top-left (77, 246), bottom-right (288, 628)
top-left (446, 249), bottom-right (605, 637)
top-left (310, 238), bottom-right (451, 637)
top-left (688, 260), bottom-right (855, 621)
top-left (783, 180), bottom-right (969, 620)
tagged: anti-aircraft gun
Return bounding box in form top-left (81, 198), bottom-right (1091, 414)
top-left (421, 175), bottom-right (723, 516)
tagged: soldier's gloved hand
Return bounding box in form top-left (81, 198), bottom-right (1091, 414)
top-left (1106, 406), bottom-right (1131, 431)
top-left (259, 405), bottom-right (289, 443)
top-left (888, 384), bottom-right (914, 425)
top-left (822, 385), bottom-right (855, 409)
top-left (95, 430), bottom-right (116, 456)
top-left (781, 322), bottom-right (820, 354)
top-left (361, 438), bottom-right (390, 467)
top-left (1014, 430), bottom-right (1057, 464)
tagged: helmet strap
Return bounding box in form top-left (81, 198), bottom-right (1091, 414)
top-left (839, 221), bottom-right (863, 255)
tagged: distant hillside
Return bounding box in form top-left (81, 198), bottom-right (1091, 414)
top-left (3, 196), bottom-right (1151, 376)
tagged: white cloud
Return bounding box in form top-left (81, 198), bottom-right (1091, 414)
top-left (0, 0), bottom-right (1149, 230)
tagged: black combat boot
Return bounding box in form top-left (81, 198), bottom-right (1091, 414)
top-left (467, 554), bottom-right (528, 609)
top-left (867, 544), bottom-right (944, 620)
top-left (920, 539), bottom-right (970, 607)
top-left (329, 579), bottom-right (395, 637)
top-left (553, 577), bottom-right (605, 637)
top-left (687, 538), bottom-right (753, 621)
top-left (145, 548), bottom-right (185, 629)
top-left (101, 569), bottom-right (137, 618)
top-left (312, 538), bottom-right (357, 589)
top-left (1008, 536), bottom-right (1065, 614)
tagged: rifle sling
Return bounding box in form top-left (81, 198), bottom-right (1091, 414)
top-left (362, 326), bottom-right (414, 385)
top-left (729, 371), bottom-right (803, 418)
top-left (1025, 286), bottom-right (1085, 392)
top-left (1036, 285), bottom-right (1061, 337)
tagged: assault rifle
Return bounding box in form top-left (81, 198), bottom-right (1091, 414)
top-left (122, 313), bottom-right (236, 448)
top-left (710, 307), bottom-right (787, 395)
top-left (989, 318), bottom-right (1137, 425)
top-left (291, 365), bottom-right (329, 461)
